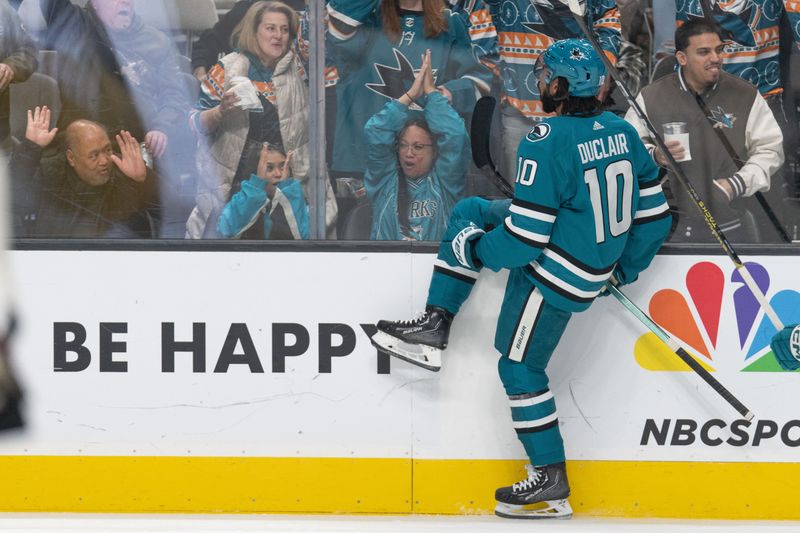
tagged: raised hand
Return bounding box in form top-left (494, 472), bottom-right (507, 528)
top-left (25, 106), bottom-right (59, 148)
top-left (280, 150), bottom-right (294, 182)
top-left (420, 49), bottom-right (436, 95)
top-left (110, 130), bottom-right (147, 182)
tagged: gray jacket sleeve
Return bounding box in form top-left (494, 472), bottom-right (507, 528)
top-left (0, 3), bottom-right (38, 82)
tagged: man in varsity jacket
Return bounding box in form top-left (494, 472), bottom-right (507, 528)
top-left (676, 0), bottom-right (800, 185)
top-left (625, 19), bottom-right (784, 243)
top-left (372, 39), bottom-right (671, 520)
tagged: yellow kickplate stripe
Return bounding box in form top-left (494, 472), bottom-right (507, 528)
top-left (0, 456), bottom-right (798, 519)
top-left (0, 456), bottom-right (411, 514)
top-left (414, 459), bottom-right (800, 519)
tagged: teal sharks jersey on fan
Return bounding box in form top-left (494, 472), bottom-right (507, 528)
top-left (327, 5), bottom-right (492, 174)
top-left (473, 111), bottom-right (672, 312)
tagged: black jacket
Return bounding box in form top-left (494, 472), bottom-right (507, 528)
top-left (40, 0), bottom-right (188, 138)
top-left (10, 138), bottom-right (156, 238)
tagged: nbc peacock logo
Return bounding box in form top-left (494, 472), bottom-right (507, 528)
top-left (633, 261), bottom-right (800, 373)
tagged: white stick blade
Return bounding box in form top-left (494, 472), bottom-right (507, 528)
top-left (567, 0), bottom-right (587, 16)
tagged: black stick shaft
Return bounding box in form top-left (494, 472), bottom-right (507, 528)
top-left (607, 284), bottom-right (754, 420)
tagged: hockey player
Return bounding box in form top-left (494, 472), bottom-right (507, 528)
top-left (371, 39), bottom-right (672, 519)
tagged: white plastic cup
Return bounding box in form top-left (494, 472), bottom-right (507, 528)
top-left (662, 122), bottom-right (691, 162)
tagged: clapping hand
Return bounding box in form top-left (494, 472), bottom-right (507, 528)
top-left (401, 49), bottom-right (434, 105)
top-left (110, 130), bottom-right (147, 182)
top-left (279, 150), bottom-right (294, 182)
top-left (25, 106), bottom-right (58, 148)
top-left (420, 49), bottom-right (437, 95)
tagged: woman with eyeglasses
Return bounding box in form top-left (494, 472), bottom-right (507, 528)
top-left (364, 50), bottom-right (468, 241)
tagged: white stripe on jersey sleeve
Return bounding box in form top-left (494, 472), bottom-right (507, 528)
top-left (504, 216), bottom-right (550, 245)
top-left (509, 203), bottom-right (557, 223)
top-left (634, 202), bottom-right (670, 220)
top-left (541, 248), bottom-right (614, 283)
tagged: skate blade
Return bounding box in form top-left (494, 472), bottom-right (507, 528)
top-left (494, 499), bottom-right (572, 520)
top-left (370, 331), bottom-right (442, 372)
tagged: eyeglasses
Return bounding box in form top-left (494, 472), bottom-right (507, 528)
top-left (396, 141), bottom-right (434, 155)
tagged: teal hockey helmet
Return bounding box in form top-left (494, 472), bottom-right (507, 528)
top-left (534, 39), bottom-right (606, 98)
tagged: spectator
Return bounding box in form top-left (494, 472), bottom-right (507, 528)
top-left (217, 143), bottom-right (309, 239)
top-left (191, 0), bottom-right (341, 171)
top-left (625, 20), bottom-right (784, 243)
top-left (39, 0), bottom-right (189, 162)
top-left (191, 0), bottom-right (306, 80)
top-left (480, 0), bottom-right (620, 182)
top-left (364, 49), bottom-right (467, 241)
top-left (326, 0), bottom-right (492, 183)
top-left (677, 1), bottom-right (800, 103)
top-left (10, 106), bottom-right (156, 238)
top-left (186, 0), bottom-right (336, 239)
top-left (676, 0), bottom-right (800, 197)
top-left (0, 0), bottom-right (38, 148)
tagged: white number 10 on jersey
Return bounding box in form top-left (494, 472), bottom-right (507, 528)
top-left (515, 158), bottom-right (538, 186)
top-left (584, 160), bottom-right (634, 243)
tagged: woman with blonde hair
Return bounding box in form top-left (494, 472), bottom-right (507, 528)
top-left (186, 0), bottom-right (336, 239)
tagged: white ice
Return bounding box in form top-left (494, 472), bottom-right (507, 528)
top-left (0, 514), bottom-right (799, 533)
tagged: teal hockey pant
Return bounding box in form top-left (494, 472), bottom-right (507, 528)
top-left (426, 197), bottom-right (572, 467)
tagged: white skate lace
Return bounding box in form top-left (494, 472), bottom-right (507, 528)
top-left (513, 464), bottom-right (544, 492)
top-left (396, 311), bottom-right (428, 326)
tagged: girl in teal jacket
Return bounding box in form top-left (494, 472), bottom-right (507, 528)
top-left (217, 144), bottom-right (309, 240)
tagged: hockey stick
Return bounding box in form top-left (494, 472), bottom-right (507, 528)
top-left (566, 0), bottom-right (794, 344)
top-left (607, 284), bottom-right (754, 420)
top-left (471, 95), bottom-right (515, 197)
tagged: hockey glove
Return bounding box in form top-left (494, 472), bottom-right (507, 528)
top-left (770, 325), bottom-right (800, 371)
top-left (597, 272), bottom-right (621, 297)
top-left (443, 220), bottom-right (485, 271)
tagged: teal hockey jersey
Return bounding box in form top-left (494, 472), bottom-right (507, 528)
top-left (473, 111), bottom-right (672, 312)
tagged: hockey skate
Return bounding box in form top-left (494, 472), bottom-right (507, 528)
top-left (370, 306), bottom-right (453, 372)
top-left (494, 462), bottom-right (572, 519)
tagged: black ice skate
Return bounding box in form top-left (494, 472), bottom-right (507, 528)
top-left (494, 462), bottom-right (572, 519)
top-left (370, 306), bottom-right (453, 372)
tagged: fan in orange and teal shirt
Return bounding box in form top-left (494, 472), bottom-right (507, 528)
top-left (482, 0), bottom-right (621, 120)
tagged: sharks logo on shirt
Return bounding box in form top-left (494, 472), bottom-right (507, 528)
top-left (365, 49), bottom-right (439, 103)
top-left (709, 105), bottom-right (737, 128)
